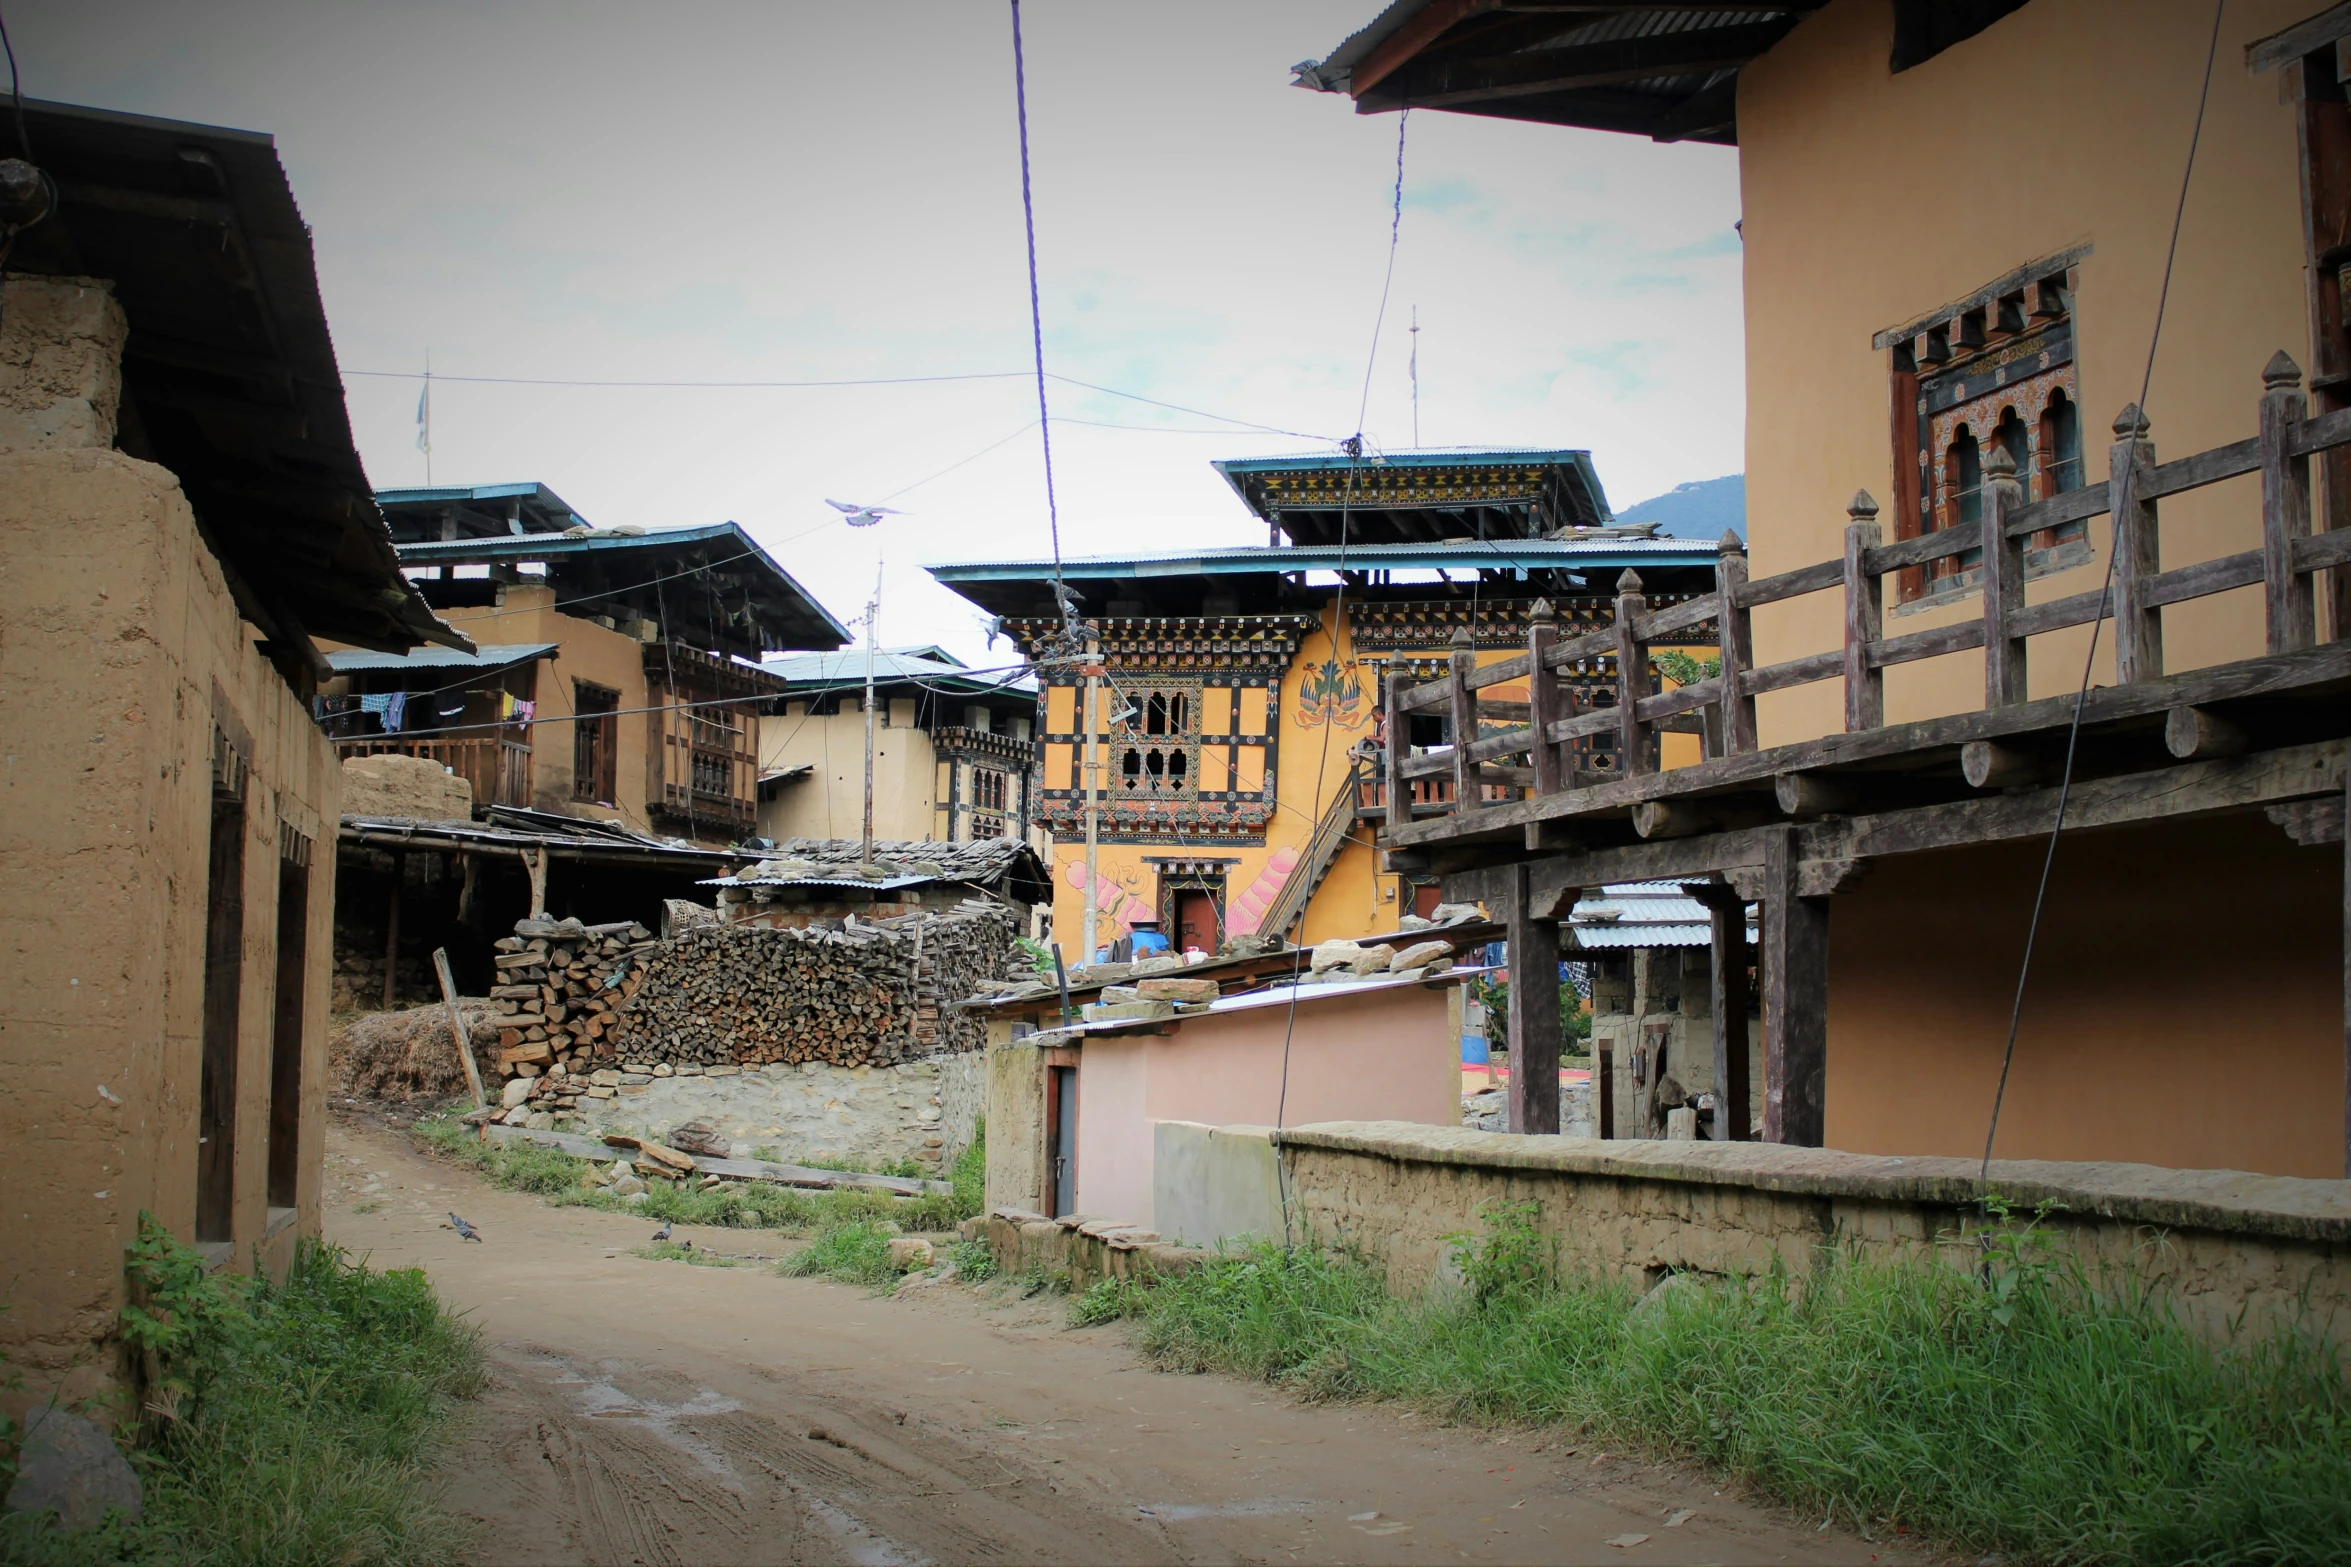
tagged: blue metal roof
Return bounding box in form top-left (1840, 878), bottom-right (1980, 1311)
top-left (925, 536), bottom-right (1716, 586)
top-left (394, 520), bottom-right (742, 561)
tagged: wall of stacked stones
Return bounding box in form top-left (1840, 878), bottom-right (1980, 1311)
top-left (1270, 1123), bottom-right (2351, 1347)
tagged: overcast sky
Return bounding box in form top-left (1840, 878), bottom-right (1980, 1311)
top-left (15, 1), bottom-right (1744, 660)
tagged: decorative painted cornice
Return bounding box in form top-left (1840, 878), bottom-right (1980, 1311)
top-left (1010, 613), bottom-right (1317, 676)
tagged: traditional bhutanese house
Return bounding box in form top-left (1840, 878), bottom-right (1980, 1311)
top-left (1298, 0), bottom-right (2351, 1181)
top-left (0, 98), bottom-right (468, 1413)
top-left (753, 646), bottom-right (1043, 854)
top-left (350, 484), bottom-right (849, 842)
top-left (927, 449), bottom-right (1726, 961)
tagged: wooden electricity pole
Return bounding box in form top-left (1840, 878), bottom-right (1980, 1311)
top-left (861, 563), bottom-right (881, 866)
top-left (1081, 631), bottom-right (1102, 964)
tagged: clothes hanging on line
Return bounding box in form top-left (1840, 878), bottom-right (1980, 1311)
top-left (384, 692), bottom-right (408, 732)
top-left (436, 694), bottom-right (466, 721)
top-left (358, 693), bottom-right (393, 717)
top-left (513, 700), bottom-right (535, 724)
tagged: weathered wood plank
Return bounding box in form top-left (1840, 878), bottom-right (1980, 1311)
top-left (2010, 586), bottom-right (2111, 639)
top-left (1388, 639), bottom-right (2351, 849)
top-left (2247, 2), bottom-right (2351, 76)
top-left (1736, 558), bottom-right (1843, 609)
top-left (2297, 526), bottom-right (2351, 572)
top-left (1844, 498), bottom-right (1884, 732)
top-left (1633, 593), bottom-right (1722, 642)
top-left (2286, 400), bottom-right (2351, 458)
top-left (1540, 623), bottom-right (1625, 674)
top-left (2110, 409), bottom-right (2164, 683)
top-left (1448, 628), bottom-right (1479, 807)
top-left (1614, 572), bottom-right (1653, 776)
top-left (1982, 451), bottom-right (2028, 707)
top-left (2262, 354), bottom-right (2318, 654)
top-left (1504, 865), bottom-right (1564, 1136)
top-left (1868, 618), bottom-right (1988, 675)
top-left (483, 1124), bottom-right (954, 1194)
top-left (2142, 548), bottom-right (2264, 610)
top-left (2002, 482), bottom-right (2111, 540)
top-left (1863, 518), bottom-right (1981, 576)
top-left (1715, 533), bottom-right (1760, 754)
top-left (1634, 675), bottom-right (1724, 724)
top-left (1385, 667), bottom-right (1412, 834)
top-left (2144, 434), bottom-right (2261, 500)
top-left (1693, 883), bottom-right (1752, 1141)
top-left (1760, 828), bottom-right (1827, 1147)
top-left (1740, 648), bottom-right (1845, 698)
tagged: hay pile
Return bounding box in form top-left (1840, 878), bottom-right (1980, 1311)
top-left (334, 1001), bottom-right (501, 1100)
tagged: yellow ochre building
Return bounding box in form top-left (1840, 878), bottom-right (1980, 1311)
top-left (928, 450), bottom-right (1727, 956)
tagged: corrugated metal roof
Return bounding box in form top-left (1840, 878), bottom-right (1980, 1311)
top-left (325, 642), bottom-right (558, 674)
top-left (704, 874), bottom-right (936, 892)
top-left (758, 649), bottom-right (1031, 692)
top-left (1566, 881), bottom-right (1752, 949)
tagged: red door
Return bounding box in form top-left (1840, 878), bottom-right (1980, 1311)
top-left (1174, 889), bottom-right (1220, 955)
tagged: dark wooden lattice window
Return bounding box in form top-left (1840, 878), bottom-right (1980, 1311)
top-left (573, 681), bottom-right (619, 803)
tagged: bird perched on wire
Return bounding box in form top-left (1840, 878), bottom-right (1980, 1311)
top-left (826, 499), bottom-right (901, 529)
top-left (651, 1222), bottom-right (673, 1244)
top-left (447, 1213), bottom-right (482, 1243)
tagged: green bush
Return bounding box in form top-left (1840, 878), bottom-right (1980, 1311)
top-left (1069, 1276), bottom-right (1152, 1328)
top-left (1135, 1205), bottom-right (2351, 1566)
top-left (948, 1239), bottom-right (997, 1283)
top-left (2, 1217), bottom-right (483, 1567)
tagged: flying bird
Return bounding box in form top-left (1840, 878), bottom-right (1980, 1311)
top-left (651, 1222), bottom-right (673, 1244)
top-left (826, 499), bottom-right (901, 529)
top-left (448, 1212), bottom-right (482, 1243)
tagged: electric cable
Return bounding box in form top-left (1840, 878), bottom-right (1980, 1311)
top-left (1977, 0), bottom-right (2226, 1203)
top-left (1008, 0), bottom-right (1069, 631)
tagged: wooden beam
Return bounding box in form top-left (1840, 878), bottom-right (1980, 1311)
top-left (2261, 351), bottom-right (2318, 654)
top-left (2343, 774), bottom-right (2350, 1178)
top-left (1760, 828), bottom-right (1827, 1147)
top-left (1689, 882), bottom-right (1752, 1141)
top-left (1843, 495), bottom-right (1884, 732)
top-left (2166, 705), bottom-right (2248, 759)
top-left (2247, 2), bottom-right (2351, 75)
top-left (1386, 638), bottom-right (2351, 849)
top-left (1349, 0), bottom-right (1498, 98)
top-left (1962, 741), bottom-right (2039, 789)
top-left (1504, 864), bottom-right (1565, 1136)
top-left (1374, 25), bottom-right (1787, 109)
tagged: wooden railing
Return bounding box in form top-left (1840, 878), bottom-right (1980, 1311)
top-left (1383, 352), bottom-right (2351, 831)
top-left (334, 735), bottom-right (531, 810)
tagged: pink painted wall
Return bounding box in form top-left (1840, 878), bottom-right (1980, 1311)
top-left (1073, 983), bottom-right (1461, 1227)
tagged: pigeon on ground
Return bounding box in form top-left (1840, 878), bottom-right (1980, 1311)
top-left (651, 1222), bottom-right (673, 1244)
top-left (448, 1212), bottom-right (482, 1243)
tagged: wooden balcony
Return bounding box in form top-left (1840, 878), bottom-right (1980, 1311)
top-left (334, 735), bottom-right (531, 811)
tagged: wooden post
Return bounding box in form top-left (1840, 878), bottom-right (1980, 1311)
top-left (1503, 864), bottom-right (1565, 1136)
top-left (381, 850), bottom-right (404, 1010)
top-left (1526, 598), bottom-right (1563, 797)
top-left (524, 846), bottom-right (549, 919)
top-left (1613, 569), bottom-right (1652, 774)
top-left (2343, 771), bottom-right (2350, 1178)
top-left (1760, 827), bottom-right (1827, 1146)
top-left (2108, 404), bottom-right (2164, 685)
top-left (1713, 533), bottom-right (1758, 754)
top-left (1596, 1041), bottom-right (1615, 1139)
top-left (1982, 447), bottom-right (2028, 707)
top-left (1447, 626), bottom-right (1478, 809)
top-left (1842, 494), bottom-right (1884, 732)
top-left (433, 947), bottom-right (487, 1112)
top-left (2261, 350), bottom-right (2317, 655)
top-left (1384, 661), bottom-right (1413, 834)
top-left (1692, 883), bottom-right (1751, 1141)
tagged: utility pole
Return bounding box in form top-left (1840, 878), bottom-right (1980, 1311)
top-left (1408, 306), bottom-right (1420, 449)
top-left (1080, 630), bottom-right (1102, 964)
top-left (860, 561), bottom-right (881, 867)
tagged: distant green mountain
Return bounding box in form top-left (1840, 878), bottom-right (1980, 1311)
top-left (1613, 474), bottom-right (1744, 541)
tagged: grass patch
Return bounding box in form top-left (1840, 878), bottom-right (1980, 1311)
top-left (948, 1239), bottom-right (997, 1283)
top-left (629, 1241), bottom-right (738, 1268)
top-left (776, 1222), bottom-right (901, 1288)
top-left (0, 1217), bottom-right (483, 1567)
top-left (1133, 1204), bottom-right (2351, 1566)
top-left (1069, 1276), bottom-right (1152, 1328)
top-left (409, 1114), bottom-right (986, 1236)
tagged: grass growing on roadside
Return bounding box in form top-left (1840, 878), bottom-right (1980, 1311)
top-left (629, 1241), bottom-right (738, 1268)
top-left (1128, 1204), bottom-right (2351, 1567)
top-left (409, 1113), bottom-right (986, 1236)
top-left (776, 1222), bottom-right (900, 1288)
top-left (0, 1218), bottom-right (483, 1567)
top-left (948, 1239), bottom-right (997, 1283)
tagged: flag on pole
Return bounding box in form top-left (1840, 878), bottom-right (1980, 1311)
top-left (415, 379), bottom-right (431, 453)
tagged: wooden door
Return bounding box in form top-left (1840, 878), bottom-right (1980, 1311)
top-left (1173, 888), bottom-right (1220, 955)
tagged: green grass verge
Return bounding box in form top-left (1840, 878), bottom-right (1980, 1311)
top-left (1124, 1205), bottom-right (2351, 1567)
top-left (775, 1222), bottom-right (902, 1288)
top-left (629, 1241), bottom-right (739, 1268)
top-left (0, 1218), bottom-right (484, 1567)
top-left (409, 1114), bottom-right (985, 1236)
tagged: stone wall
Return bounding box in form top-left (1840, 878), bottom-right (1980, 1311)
top-left (562, 1050), bottom-right (984, 1177)
top-left (1269, 1122), bottom-right (2351, 1344)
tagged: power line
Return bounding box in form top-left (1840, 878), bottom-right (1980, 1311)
top-left (1008, 0), bottom-right (1068, 627)
top-left (1978, 0), bottom-right (2226, 1201)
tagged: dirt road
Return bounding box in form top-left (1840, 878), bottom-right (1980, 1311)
top-left (326, 1113), bottom-right (1913, 1566)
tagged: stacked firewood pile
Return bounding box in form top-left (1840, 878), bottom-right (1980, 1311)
top-left (488, 917), bottom-right (657, 1087)
top-left (605, 900), bottom-right (1017, 1069)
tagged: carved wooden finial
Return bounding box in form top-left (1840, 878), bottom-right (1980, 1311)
top-left (1615, 568), bottom-right (1644, 594)
top-left (2262, 349), bottom-right (2303, 390)
top-left (1526, 596), bottom-right (1557, 623)
top-left (1848, 490), bottom-right (1879, 520)
top-left (1448, 624), bottom-right (1476, 650)
top-left (1717, 528), bottom-right (1746, 554)
top-left (1984, 444), bottom-right (2018, 479)
top-left (2113, 402), bottom-right (2151, 439)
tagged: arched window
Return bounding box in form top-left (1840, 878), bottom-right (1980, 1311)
top-left (2038, 389), bottom-right (2082, 498)
top-left (1994, 406), bottom-right (2030, 481)
top-left (1940, 425), bottom-right (1982, 583)
top-left (1122, 748), bottom-right (1141, 788)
